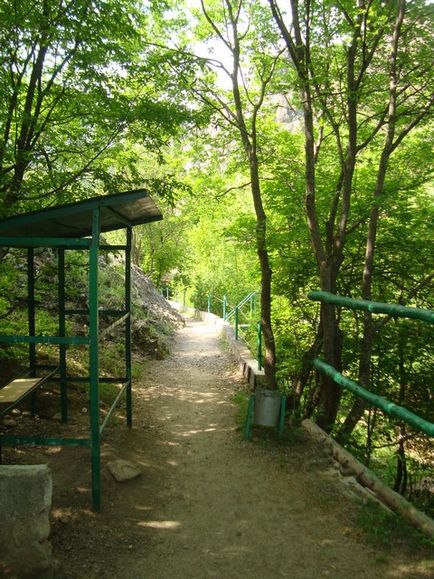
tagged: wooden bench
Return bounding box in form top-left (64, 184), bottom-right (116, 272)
top-left (0, 369), bottom-right (57, 416)
top-left (0, 378), bottom-right (43, 405)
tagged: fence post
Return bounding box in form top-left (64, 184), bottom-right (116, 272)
top-left (235, 306), bottom-right (239, 340)
top-left (223, 295), bottom-right (227, 321)
top-left (207, 294), bottom-right (211, 313)
top-left (257, 321), bottom-right (262, 370)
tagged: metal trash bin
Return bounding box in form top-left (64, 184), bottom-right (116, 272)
top-left (253, 387), bottom-right (281, 427)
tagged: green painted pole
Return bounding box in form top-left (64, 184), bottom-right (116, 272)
top-left (89, 209), bottom-right (101, 511)
top-left (0, 236), bottom-right (91, 249)
top-left (27, 249), bottom-right (36, 375)
top-left (0, 335), bottom-right (89, 345)
top-left (244, 394), bottom-right (255, 440)
top-left (313, 358), bottom-right (434, 437)
top-left (257, 321), bottom-right (263, 370)
top-left (223, 295), bottom-right (227, 321)
top-left (58, 249), bottom-right (67, 423)
top-left (125, 227), bottom-right (132, 428)
top-left (308, 291), bottom-right (434, 324)
top-left (0, 435), bottom-right (91, 447)
top-left (278, 395), bottom-right (286, 438)
top-left (27, 248), bottom-right (37, 415)
top-left (100, 382), bottom-right (129, 435)
top-left (235, 306), bottom-right (239, 340)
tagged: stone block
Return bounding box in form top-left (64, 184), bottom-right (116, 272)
top-left (0, 464), bottom-right (53, 579)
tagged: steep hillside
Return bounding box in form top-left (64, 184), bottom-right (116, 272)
top-left (0, 251), bottom-right (184, 380)
top-left (130, 264), bottom-right (184, 359)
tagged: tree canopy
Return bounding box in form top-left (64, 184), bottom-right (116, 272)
top-left (0, 0), bottom-right (433, 511)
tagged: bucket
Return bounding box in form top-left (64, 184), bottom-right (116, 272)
top-left (253, 388), bottom-right (282, 427)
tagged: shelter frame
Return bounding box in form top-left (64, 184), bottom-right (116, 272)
top-left (0, 189), bottom-right (162, 510)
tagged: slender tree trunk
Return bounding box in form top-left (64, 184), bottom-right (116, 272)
top-left (291, 323), bottom-right (323, 411)
top-left (317, 265), bottom-right (343, 431)
top-left (249, 151), bottom-right (276, 388)
top-left (394, 433), bottom-right (408, 495)
top-left (269, 0), bottom-right (346, 430)
top-left (224, 5), bottom-right (277, 389)
top-left (338, 0), bottom-right (406, 441)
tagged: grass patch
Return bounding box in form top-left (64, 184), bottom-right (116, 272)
top-left (218, 331), bottom-right (230, 353)
top-left (232, 390), bottom-right (249, 430)
top-left (356, 501), bottom-right (434, 553)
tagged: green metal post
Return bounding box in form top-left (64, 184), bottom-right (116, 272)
top-left (257, 321), bottom-right (263, 370)
top-left (223, 295), bottom-right (227, 321)
top-left (207, 294), bottom-right (211, 313)
top-left (244, 394), bottom-right (255, 440)
top-left (278, 395), bottom-right (286, 437)
top-left (235, 306), bottom-right (239, 340)
top-left (89, 209), bottom-right (101, 511)
top-left (27, 248), bottom-right (37, 415)
top-left (27, 249), bottom-right (36, 375)
top-left (125, 227), bottom-right (132, 428)
top-left (58, 249), bottom-right (67, 422)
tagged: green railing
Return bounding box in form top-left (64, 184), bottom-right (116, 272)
top-left (207, 294), bottom-right (228, 319)
top-left (205, 291), bottom-right (263, 368)
top-left (225, 292), bottom-right (264, 369)
top-left (225, 291), bottom-right (256, 324)
top-left (175, 289), bottom-right (264, 370)
top-left (308, 291), bottom-right (434, 437)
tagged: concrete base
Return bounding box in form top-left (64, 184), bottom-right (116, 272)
top-left (222, 323), bottom-right (266, 389)
top-left (0, 464), bottom-right (53, 579)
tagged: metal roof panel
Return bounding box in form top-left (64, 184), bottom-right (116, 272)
top-left (0, 189), bottom-right (162, 240)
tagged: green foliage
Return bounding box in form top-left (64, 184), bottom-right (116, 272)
top-left (232, 390), bottom-right (249, 431)
top-left (0, 0), bottom-right (198, 215)
top-left (0, 0), bottom-right (432, 518)
top-left (356, 501), bottom-right (434, 551)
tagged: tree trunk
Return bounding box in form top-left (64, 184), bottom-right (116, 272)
top-left (290, 324), bottom-right (323, 412)
top-left (250, 154), bottom-right (276, 389)
top-left (338, 0), bottom-right (406, 440)
top-left (226, 13), bottom-right (277, 390)
top-left (317, 266), bottom-right (343, 431)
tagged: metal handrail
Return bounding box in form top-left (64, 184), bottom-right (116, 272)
top-left (308, 292), bottom-right (434, 437)
top-left (226, 291), bottom-right (256, 321)
top-left (308, 291), bottom-right (434, 324)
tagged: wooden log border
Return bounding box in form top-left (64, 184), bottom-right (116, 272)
top-left (302, 419), bottom-right (434, 539)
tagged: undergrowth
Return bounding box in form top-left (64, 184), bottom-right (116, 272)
top-left (356, 500), bottom-right (434, 553)
top-left (232, 390), bottom-right (249, 431)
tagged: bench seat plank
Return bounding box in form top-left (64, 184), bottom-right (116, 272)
top-left (0, 378), bottom-right (41, 404)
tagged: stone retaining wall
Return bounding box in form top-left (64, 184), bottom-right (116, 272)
top-left (222, 323), bottom-right (266, 389)
top-left (0, 464), bottom-right (53, 578)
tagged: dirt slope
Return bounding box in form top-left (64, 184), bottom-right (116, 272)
top-left (5, 319), bottom-right (433, 578)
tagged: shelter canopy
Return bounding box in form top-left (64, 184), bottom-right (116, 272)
top-left (0, 189), bottom-right (162, 239)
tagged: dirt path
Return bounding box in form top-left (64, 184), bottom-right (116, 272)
top-left (37, 320), bottom-right (433, 577)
